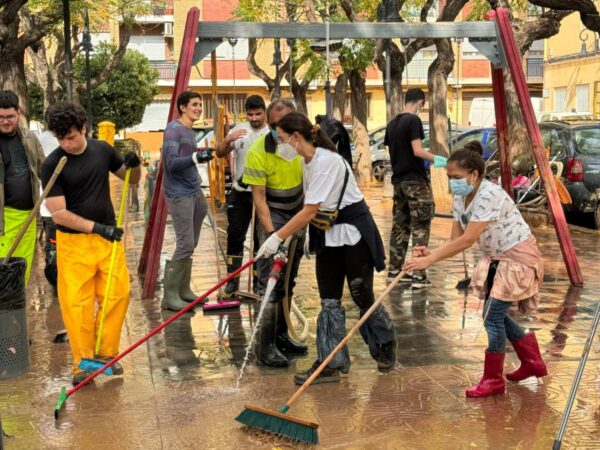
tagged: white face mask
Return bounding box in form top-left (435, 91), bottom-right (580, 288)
top-left (277, 136), bottom-right (298, 161)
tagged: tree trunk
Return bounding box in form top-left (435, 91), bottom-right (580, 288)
top-left (375, 40), bottom-right (406, 120)
top-left (348, 69), bottom-right (371, 182)
top-left (291, 79), bottom-right (309, 115)
top-left (333, 72), bottom-right (348, 121)
top-left (353, 118), bottom-right (372, 183)
top-left (427, 39), bottom-right (454, 157)
top-left (348, 69), bottom-right (367, 127)
top-left (0, 45), bottom-right (29, 117)
top-left (503, 71), bottom-right (535, 173)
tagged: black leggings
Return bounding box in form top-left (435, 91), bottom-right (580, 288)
top-left (316, 239), bottom-right (374, 309)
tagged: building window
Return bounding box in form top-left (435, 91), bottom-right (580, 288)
top-left (215, 39), bottom-right (250, 60)
top-left (462, 40), bottom-right (485, 60)
top-left (203, 94), bottom-right (248, 121)
top-left (344, 93), bottom-right (372, 121)
top-left (555, 88), bottom-right (567, 112)
top-left (576, 84), bottom-right (590, 113)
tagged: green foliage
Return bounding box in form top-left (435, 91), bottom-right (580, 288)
top-left (467, 0), bottom-right (531, 20)
top-left (339, 39), bottom-right (376, 72)
top-left (26, 82), bottom-right (45, 122)
top-left (73, 44), bottom-right (158, 130)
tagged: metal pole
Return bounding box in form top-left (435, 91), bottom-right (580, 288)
top-left (325, 21), bottom-right (331, 116)
top-left (63, 0), bottom-right (73, 101)
top-left (83, 8), bottom-right (93, 135)
top-left (273, 39), bottom-right (281, 99)
top-left (384, 1), bottom-right (392, 121)
top-left (553, 300), bottom-right (600, 449)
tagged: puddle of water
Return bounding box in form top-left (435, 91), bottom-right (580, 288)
top-left (235, 277), bottom-right (277, 388)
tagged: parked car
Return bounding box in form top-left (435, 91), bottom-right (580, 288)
top-left (450, 127), bottom-right (497, 161)
top-left (538, 121), bottom-right (600, 228)
top-left (539, 112), bottom-right (594, 122)
top-left (370, 123), bottom-right (469, 181)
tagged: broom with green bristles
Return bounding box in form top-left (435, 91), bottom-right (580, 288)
top-left (235, 270), bottom-right (407, 444)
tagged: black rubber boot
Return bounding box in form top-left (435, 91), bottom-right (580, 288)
top-left (161, 260), bottom-right (193, 311)
top-left (257, 303), bottom-right (289, 367)
top-left (179, 258), bottom-right (199, 302)
top-left (375, 340), bottom-right (397, 373)
top-left (223, 255), bottom-right (243, 298)
top-left (276, 301), bottom-right (307, 355)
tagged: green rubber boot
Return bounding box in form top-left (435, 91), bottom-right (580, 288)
top-left (161, 260), bottom-right (192, 311)
top-left (180, 258), bottom-right (200, 302)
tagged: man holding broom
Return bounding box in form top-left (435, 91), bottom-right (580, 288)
top-left (42, 102), bottom-right (141, 386)
top-left (0, 90), bottom-right (45, 283)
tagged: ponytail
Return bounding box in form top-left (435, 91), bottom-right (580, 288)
top-left (277, 112), bottom-right (337, 152)
top-left (311, 124), bottom-right (337, 152)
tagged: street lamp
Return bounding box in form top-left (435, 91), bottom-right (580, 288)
top-left (384, 0), bottom-right (401, 121)
top-left (272, 39), bottom-right (282, 99)
top-left (63, 0), bottom-right (73, 100)
top-left (82, 8), bottom-right (94, 136)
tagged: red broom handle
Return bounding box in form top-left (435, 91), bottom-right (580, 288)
top-left (67, 258), bottom-right (255, 396)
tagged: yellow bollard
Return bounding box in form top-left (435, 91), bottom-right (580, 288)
top-left (98, 121), bottom-right (116, 146)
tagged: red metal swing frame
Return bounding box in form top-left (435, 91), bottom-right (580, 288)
top-left (138, 7), bottom-right (582, 299)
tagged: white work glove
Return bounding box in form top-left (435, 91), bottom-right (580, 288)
top-left (256, 232), bottom-right (283, 259)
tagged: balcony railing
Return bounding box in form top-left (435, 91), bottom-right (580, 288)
top-left (149, 61), bottom-right (177, 80)
top-left (526, 58), bottom-right (543, 78)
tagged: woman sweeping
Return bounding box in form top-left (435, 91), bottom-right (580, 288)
top-left (404, 141), bottom-right (546, 397)
top-left (256, 112), bottom-right (396, 385)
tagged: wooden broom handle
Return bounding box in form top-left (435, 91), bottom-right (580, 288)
top-left (4, 156), bottom-right (67, 262)
top-left (285, 270), bottom-right (407, 407)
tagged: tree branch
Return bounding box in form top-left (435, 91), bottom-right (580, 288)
top-left (339, 0), bottom-right (357, 22)
top-left (1, 0), bottom-right (26, 26)
top-left (246, 38), bottom-right (275, 91)
top-left (420, 0), bottom-right (435, 22)
top-left (78, 24), bottom-right (133, 92)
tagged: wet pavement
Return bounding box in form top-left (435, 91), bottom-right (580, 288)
top-left (2, 180), bottom-right (600, 449)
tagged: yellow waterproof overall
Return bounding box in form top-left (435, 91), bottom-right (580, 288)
top-left (56, 231), bottom-right (130, 373)
top-left (0, 206), bottom-right (36, 283)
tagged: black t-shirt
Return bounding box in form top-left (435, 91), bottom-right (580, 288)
top-left (41, 139), bottom-right (123, 233)
top-left (384, 113), bottom-right (428, 183)
top-left (0, 132), bottom-right (34, 210)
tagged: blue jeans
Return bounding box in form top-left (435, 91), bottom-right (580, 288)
top-left (483, 298), bottom-right (526, 352)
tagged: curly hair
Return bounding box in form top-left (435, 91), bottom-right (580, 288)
top-left (46, 102), bottom-right (87, 139)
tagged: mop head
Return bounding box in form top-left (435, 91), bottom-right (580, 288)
top-left (235, 404), bottom-right (319, 445)
top-left (54, 386), bottom-right (67, 419)
top-left (202, 300), bottom-right (240, 312)
top-left (78, 358), bottom-right (114, 375)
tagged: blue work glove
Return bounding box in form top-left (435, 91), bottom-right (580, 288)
top-left (93, 223), bottom-right (124, 242)
top-left (123, 152), bottom-right (141, 169)
top-left (194, 148), bottom-right (215, 163)
top-left (433, 155), bottom-right (448, 168)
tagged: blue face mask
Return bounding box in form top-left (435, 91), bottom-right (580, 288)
top-left (449, 177), bottom-right (475, 197)
top-left (270, 129), bottom-right (280, 141)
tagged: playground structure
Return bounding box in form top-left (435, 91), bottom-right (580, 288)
top-left (138, 7), bottom-right (584, 301)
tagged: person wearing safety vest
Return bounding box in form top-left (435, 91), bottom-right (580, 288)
top-left (242, 98), bottom-right (308, 367)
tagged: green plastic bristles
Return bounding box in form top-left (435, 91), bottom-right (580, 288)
top-left (54, 386), bottom-right (68, 419)
top-left (235, 405), bottom-right (319, 445)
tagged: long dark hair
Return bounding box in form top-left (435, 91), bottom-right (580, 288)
top-left (276, 112), bottom-right (337, 152)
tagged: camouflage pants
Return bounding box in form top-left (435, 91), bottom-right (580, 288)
top-left (388, 179), bottom-right (435, 277)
